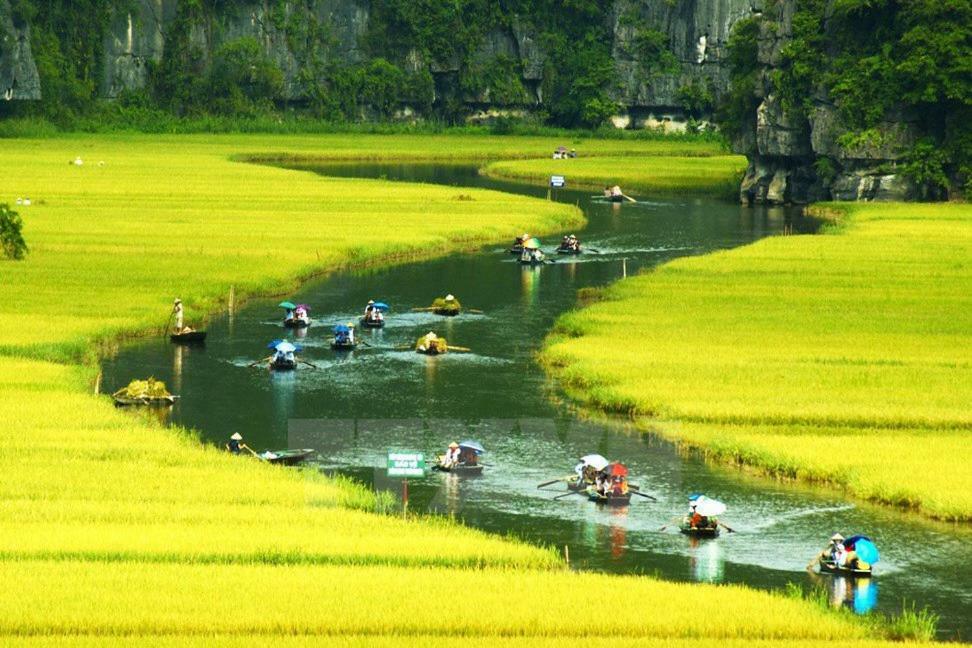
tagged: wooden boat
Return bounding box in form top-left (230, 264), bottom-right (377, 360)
top-left (679, 520), bottom-right (721, 538)
top-left (261, 448), bottom-right (315, 465)
top-left (519, 256), bottom-right (547, 266)
top-left (607, 194), bottom-right (624, 203)
top-left (331, 339), bottom-right (358, 350)
top-left (113, 393), bottom-right (177, 407)
top-left (819, 560), bottom-right (872, 577)
top-left (432, 308), bottom-right (460, 316)
top-left (587, 489), bottom-right (631, 506)
top-left (557, 247), bottom-right (582, 255)
top-left (170, 330), bottom-right (207, 344)
top-left (509, 245), bottom-right (523, 255)
top-left (270, 358), bottom-right (297, 371)
top-left (433, 462), bottom-right (484, 476)
top-left (360, 317), bottom-right (385, 329)
top-left (283, 318), bottom-right (310, 329)
top-left (567, 477), bottom-right (593, 491)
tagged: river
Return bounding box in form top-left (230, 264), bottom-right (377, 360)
top-left (101, 163), bottom-right (971, 638)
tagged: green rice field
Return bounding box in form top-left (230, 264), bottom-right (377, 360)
top-left (0, 134), bottom-right (905, 642)
top-left (544, 202), bottom-right (972, 521)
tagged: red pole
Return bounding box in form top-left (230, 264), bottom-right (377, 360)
top-left (402, 478), bottom-right (408, 518)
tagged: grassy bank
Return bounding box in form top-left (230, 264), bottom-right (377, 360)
top-left (0, 134), bottom-right (901, 641)
top-left (544, 202), bottom-right (971, 521)
top-left (482, 154), bottom-right (746, 196)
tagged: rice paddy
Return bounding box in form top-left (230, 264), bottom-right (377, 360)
top-left (544, 202), bottom-right (972, 521)
top-left (0, 134), bottom-right (915, 641)
top-left (482, 155), bottom-right (746, 195)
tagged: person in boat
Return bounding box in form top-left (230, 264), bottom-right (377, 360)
top-left (294, 305), bottom-right (308, 323)
top-left (347, 324), bottom-right (355, 344)
top-left (816, 533), bottom-right (845, 565)
top-left (688, 500), bottom-right (709, 529)
top-left (442, 442), bottom-right (460, 468)
top-left (610, 185), bottom-right (623, 199)
top-left (271, 346), bottom-right (295, 366)
top-left (225, 432), bottom-right (251, 455)
top-left (459, 445), bottom-right (479, 466)
top-left (364, 300), bottom-right (376, 320)
top-left (172, 298), bottom-right (194, 334)
top-left (840, 538), bottom-right (871, 571)
top-left (568, 148), bottom-right (577, 158)
top-left (417, 331), bottom-right (438, 353)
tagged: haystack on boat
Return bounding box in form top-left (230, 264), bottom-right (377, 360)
top-left (112, 378), bottom-right (177, 407)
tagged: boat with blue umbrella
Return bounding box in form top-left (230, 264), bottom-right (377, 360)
top-left (361, 301), bottom-right (389, 328)
top-left (819, 534), bottom-right (879, 576)
top-left (330, 323), bottom-right (358, 350)
top-left (265, 339), bottom-right (303, 371)
top-left (434, 440), bottom-right (485, 475)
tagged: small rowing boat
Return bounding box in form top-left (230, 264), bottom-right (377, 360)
top-left (360, 317), bottom-right (385, 328)
top-left (260, 448), bottom-right (315, 465)
top-left (170, 330), bottom-right (207, 344)
top-left (557, 247), bottom-right (582, 255)
top-left (330, 339), bottom-right (358, 350)
top-left (819, 560), bottom-right (872, 577)
top-left (587, 488), bottom-right (631, 506)
top-left (433, 462), bottom-right (484, 476)
top-left (270, 358), bottom-right (297, 370)
top-left (112, 378), bottom-right (177, 407)
top-left (283, 318), bottom-right (310, 329)
top-left (679, 519), bottom-right (721, 538)
top-left (113, 393), bottom-right (178, 407)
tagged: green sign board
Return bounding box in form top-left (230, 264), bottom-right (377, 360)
top-left (387, 451), bottom-right (426, 477)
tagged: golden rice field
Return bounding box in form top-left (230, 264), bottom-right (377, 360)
top-left (0, 134), bottom-right (904, 642)
top-left (482, 155), bottom-right (746, 195)
top-left (544, 202), bottom-right (972, 521)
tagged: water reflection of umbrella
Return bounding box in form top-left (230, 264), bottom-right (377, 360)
top-left (579, 454), bottom-right (609, 471)
top-left (693, 496), bottom-right (727, 517)
top-left (279, 301), bottom-right (297, 310)
top-left (373, 302), bottom-right (390, 311)
top-left (459, 440), bottom-right (485, 454)
top-left (522, 237), bottom-right (542, 250)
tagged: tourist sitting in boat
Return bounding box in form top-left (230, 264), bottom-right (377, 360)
top-left (294, 305), bottom-right (308, 321)
top-left (840, 538), bottom-right (871, 571)
top-left (816, 533), bottom-right (845, 564)
top-left (417, 331), bottom-right (439, 353)
top-left (521, 248), bottom-right (544, 264)
top-left (442, 442), bottom-right (461, 468)
top-left (172, 298), bottom-right (194, 334)
top-left (225, 432), bottom-right (251, 455)
top-left (459, 445), bottom-right (480, 466)
top-left (272, 347), bottom-right (296, 365)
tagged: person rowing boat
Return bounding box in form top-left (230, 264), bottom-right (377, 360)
top-left (557, 234), bottom-right (581, 254)
top-left (171, 298), bottom-right (195, 335)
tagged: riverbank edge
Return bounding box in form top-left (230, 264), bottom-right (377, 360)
top-left (478, 156), bottom-right (746, 197)
top-left (540, 202), bottom-right (969, 524)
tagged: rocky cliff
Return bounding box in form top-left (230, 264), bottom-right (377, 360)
top-left (0, 0), bottom-right (40, 101)
top-left (736, 0), bottom-right (917, 204)
top-left (4, 0), bottom-right (763, 125)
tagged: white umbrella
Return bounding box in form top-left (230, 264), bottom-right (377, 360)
top-left (579, 454), bottom-right (609, 471)
top-left (694, 497), bottom-right (727, 517)
top-left (275, 342), bottom-right (297, 353)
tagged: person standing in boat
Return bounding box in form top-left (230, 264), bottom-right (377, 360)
top-left (364, 300), bottom-right (375, 321)
top-left (226, 432), bottom-right (251, 455)
top-left (172, 298), bottom-right (194, 335)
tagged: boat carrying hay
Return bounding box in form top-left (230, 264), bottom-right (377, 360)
top-left (112, 378), bottom-right (177, 407)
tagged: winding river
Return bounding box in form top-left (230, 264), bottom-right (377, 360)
top-left (102, 163), bottom-right (971, 638)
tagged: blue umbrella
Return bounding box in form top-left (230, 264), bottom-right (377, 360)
top-left (853, 539), bottom-right (880, 564)
top-left (267, 339), bottom-right (284, 349)
top-left (278, 301), bottom-right (297, 310)
top-left (373, 302), bottom-right (390, 312)
top-left (459, 440), bottom-right (485, 454)
top-left (333, 324), bottom-right (350, 333)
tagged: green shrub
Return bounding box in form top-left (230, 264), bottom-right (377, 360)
top-left (0, 203), bottom-right (28, 260)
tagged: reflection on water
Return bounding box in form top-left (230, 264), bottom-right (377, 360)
top-left (100, 163), bottom-right (970, 638)
top-left (689, 538), bottom-right (725, 583)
